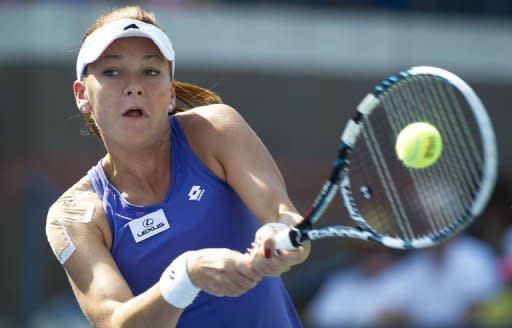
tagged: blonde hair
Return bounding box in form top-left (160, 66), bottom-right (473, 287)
top-left (80, 6), bottom-right (223, 139)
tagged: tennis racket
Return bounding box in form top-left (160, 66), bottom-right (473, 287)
top-left (275, 66), bottom-right (498, 250)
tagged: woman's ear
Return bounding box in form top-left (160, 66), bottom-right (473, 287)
top-left (73, 80), bottom-right (90, 114)
top-left (169, 80), bottom-right (176, 114)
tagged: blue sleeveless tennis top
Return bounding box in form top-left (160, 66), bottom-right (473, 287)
top-left (87, 115), bottom-right (302, 328)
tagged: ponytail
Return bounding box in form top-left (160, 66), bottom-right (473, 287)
top-left (173, 81), bottom-right (223, 113)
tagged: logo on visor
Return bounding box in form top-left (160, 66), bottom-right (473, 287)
top-left (123, 23), bottom-right (139, 30)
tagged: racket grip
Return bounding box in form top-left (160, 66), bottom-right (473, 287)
top-left (274, 228), bottom-right (300, 250)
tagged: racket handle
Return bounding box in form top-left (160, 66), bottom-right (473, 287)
top-left (274, 228), bottom-right (300, 250)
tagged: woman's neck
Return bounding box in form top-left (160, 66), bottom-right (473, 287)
top-left (102, 134), bottom-right (172, 206)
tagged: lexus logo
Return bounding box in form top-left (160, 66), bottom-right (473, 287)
top-left (142, 218), bottom-right (154, 228)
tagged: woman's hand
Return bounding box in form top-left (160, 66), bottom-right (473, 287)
top-left (187, 248), bottom-right (262, 297)
top-left (248, 223), bottom-right (310, 277)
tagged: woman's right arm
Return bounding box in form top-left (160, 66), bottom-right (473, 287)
top-left (46, 177), bottom-right (262, 328)
top-left (45, 177), bottom-right (183, 327)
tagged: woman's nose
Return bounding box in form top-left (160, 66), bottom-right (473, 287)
top-left (125, 89), bottom-right (143, 96)
top-left (123, 78), bottom-right (144, 96)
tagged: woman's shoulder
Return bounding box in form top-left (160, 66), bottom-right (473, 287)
top-left (174, 104), bottom-right (244, 180)
top-left (176, 103), bottom-right (241, 130)
top-left (46, 175), bottom-right (111, 263)
top-left (175, 104), bottom-right (248, 152)
top-left (47, 175), bottom-right (101, 220)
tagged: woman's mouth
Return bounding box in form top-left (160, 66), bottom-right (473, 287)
top-left (123, 107), bottom-right (145, 118)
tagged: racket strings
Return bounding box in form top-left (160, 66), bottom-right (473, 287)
top-left (425, 78), bottom-right (482, 190)
top-left (441, 79), bottom-right (483, 166)
top-left (361, 124), bottom-right (415, 239)
top-left (383, 83), bottom-right (454, 235)
top-left (398, 79), bottom-right (465, 229)
top-left (407, 77), bottom-right (481, 230)
top-left (399, 77), bottom-right (481, 233)
top-left (421, 77), bottom-right (481, 205)
top-left (418, 78), bottom-right (480, 209)
top-left (351, 76), bottom-right (485, 241)
top-left (395, 78), bottom-right (472, 231)
top-left (385, 82), bottom-right (452, 234)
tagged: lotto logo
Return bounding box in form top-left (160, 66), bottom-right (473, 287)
top-left (188, 185), bottom-right (205, 201)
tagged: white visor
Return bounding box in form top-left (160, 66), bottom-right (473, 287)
top-left (76, 19), bottom-right (175, 81)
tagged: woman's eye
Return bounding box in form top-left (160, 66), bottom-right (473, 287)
top-left (102, 69), bottom-right (119, 77)
top-left (145, 69), bottom-right (160, 76)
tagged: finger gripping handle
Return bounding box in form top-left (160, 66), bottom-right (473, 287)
top-left (274, 228), bottom-right (301, 250)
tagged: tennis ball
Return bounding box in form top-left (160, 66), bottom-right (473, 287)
top-left (395, 122), bottom-right (443, 169)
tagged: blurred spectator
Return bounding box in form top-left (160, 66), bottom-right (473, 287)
top-left (306, 247), bottom-right (407, 327)
top-left (472, 225), bottom-right (512, 326)
top-left (391, 235), bottom-right (501, 326)
top-left (307, 234), bottom-right (501, 327)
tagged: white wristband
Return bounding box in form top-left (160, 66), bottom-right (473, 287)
top-left (159, 251), bottom-right (201, 309)
top-left (263, 222), bottom-right (289, 232)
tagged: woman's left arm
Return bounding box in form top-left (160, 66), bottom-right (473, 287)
top-left (207, 104), bottom-right (310, 274)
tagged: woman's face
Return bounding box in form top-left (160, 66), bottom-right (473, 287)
top-left (81, 37), bottom-right (174, 148)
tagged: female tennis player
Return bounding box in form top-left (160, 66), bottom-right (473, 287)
top-left (45, 6), bottom-right (309, 327)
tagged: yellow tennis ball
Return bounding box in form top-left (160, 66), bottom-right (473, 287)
top-left (395, 122), bottom-right (443, 169)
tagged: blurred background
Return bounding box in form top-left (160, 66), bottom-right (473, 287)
top-left (0, 1), bottom-right (511, 327)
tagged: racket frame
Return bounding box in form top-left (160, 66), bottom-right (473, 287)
top-left (274, 66), bottom-right (498, 250)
